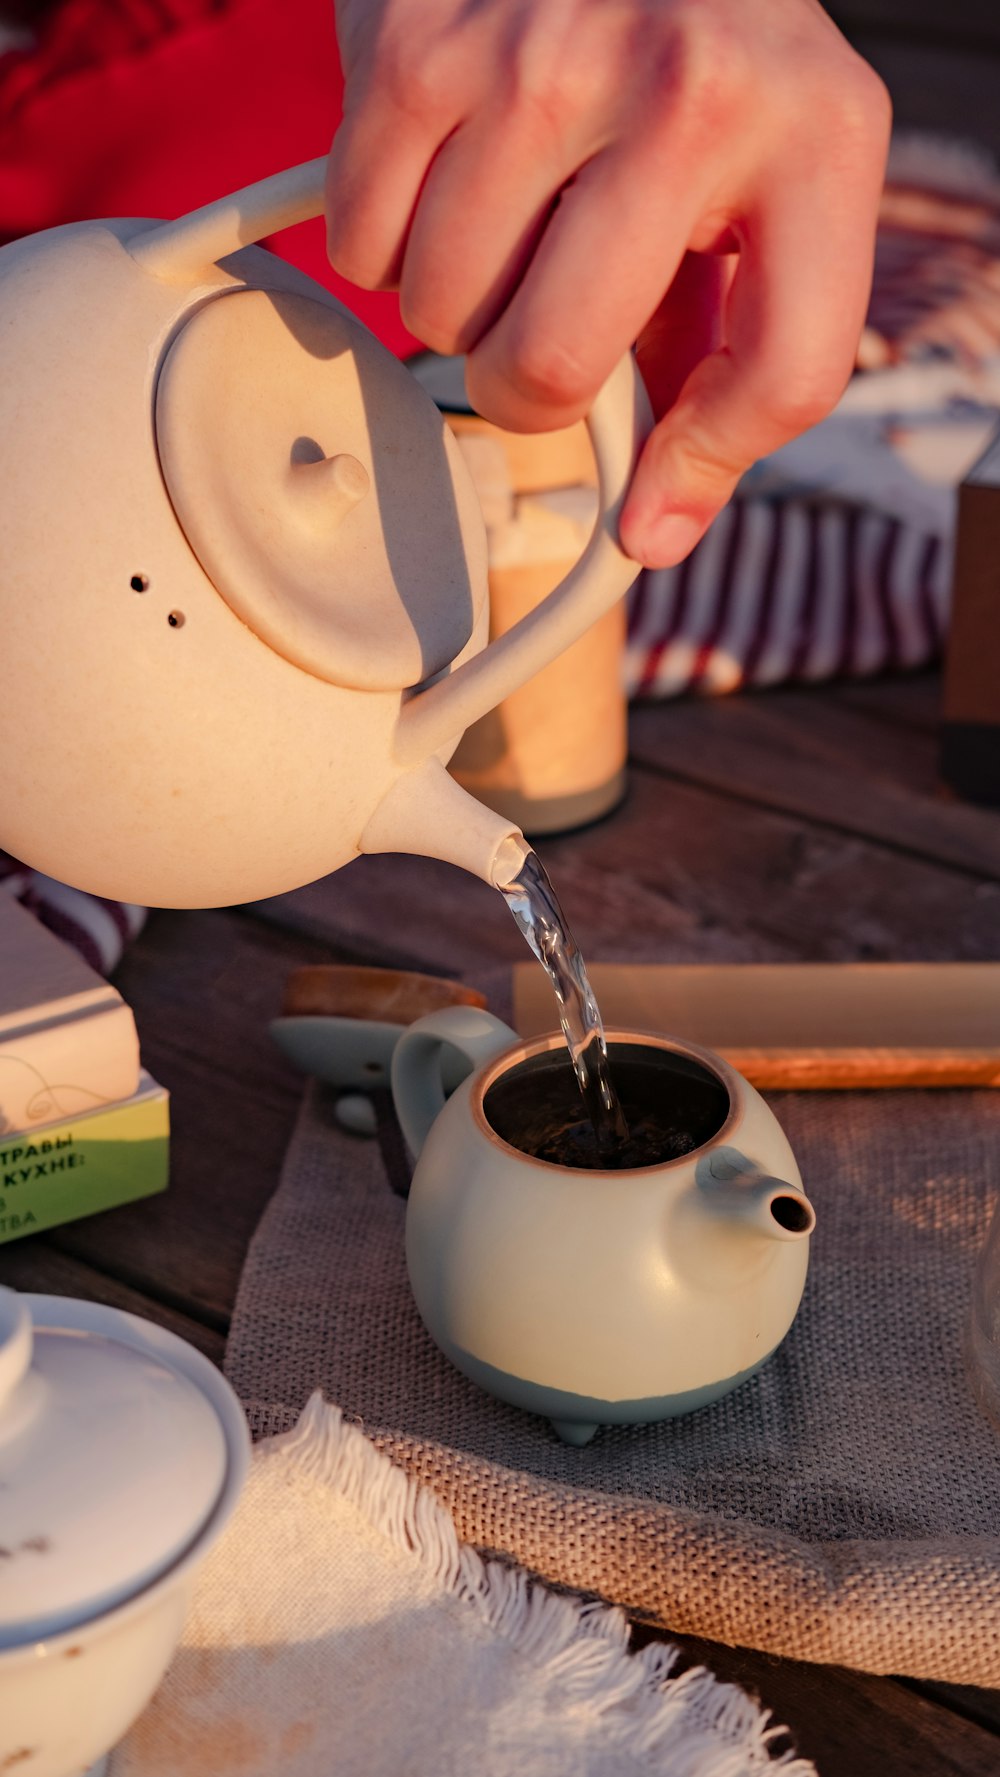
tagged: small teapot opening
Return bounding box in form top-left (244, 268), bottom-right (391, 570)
top-left (482, 1040), bottom-right (730, 1172)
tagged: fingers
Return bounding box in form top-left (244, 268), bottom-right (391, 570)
top-left (325, 27), bottom-right (470, 291)
top-left (464, 141), bottom-right (715, 432)
top-left (620, 144), bottom-right (889, 568)
top-left (326, 117), bottom-right (436, 292)
top-left (324, 0), bottom-right (892, 575)
top-left (394, 108), bottom-right (582, 354)
top-left (328, 58), bottom-right (719, 426)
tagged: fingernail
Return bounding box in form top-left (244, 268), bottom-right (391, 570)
top-left (625, 511), bottom-right (705, 570)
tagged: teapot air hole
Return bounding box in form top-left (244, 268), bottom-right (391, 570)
top-left (167, 610), bottom-right (185, 628)
top-left (770, 1195), bottom-right (812, 1233)
top-left (130, 574), bottom-right (149, 592)
top-left (483, 1043), bottom-right (730, 1171)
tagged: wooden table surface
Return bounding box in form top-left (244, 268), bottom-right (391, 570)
top-left (4, 669), bottom-right (1000, 1774)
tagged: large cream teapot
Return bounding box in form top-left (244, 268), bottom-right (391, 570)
top-left (0, 159), bottom-right (650, 907)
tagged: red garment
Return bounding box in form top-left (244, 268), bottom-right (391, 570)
top-left (0, 0), bottom-right (420, 356)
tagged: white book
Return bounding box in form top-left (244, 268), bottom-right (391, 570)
top-left (0, 891), bottom-right (140, 1137)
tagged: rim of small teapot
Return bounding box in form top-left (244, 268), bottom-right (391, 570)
top-left (469, 1026), bottom-right (742, 1176)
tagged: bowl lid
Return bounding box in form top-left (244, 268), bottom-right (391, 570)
top-left (0, 1288), bottom-right (229, 1647)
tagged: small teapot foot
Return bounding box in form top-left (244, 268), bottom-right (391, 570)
top-left (550, 1418), bottom-right (599, 1446)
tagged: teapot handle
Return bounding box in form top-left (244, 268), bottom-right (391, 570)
top-left (128, 158), bottom-right (332, 279)
top-left (391, 1007), bottom-right (516, 1158)
top-left (130, 158), bottom-right (653, 759)
top-left (397, 351), bottom-right (652, 764)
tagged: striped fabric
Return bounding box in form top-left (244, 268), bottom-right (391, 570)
top-left (0, 854), bottom-right (146, 976)
top-left (626, 500), bottom-right (950, 700)
top-left (626, 135), bottom-right (998, 702)
top-left (862, 143), bottom-right (1000, 369)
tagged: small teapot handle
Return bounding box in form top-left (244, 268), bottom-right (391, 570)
top-left (130, 158), bottom-right (654, 761)
top-left (391, 1007), bottom-right (516, 1158)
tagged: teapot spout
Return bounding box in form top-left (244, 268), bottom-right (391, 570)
top-left (696, 1151), bottom-right (816, 1244)
top-left (360, 756), bottom-right (531, 888)
top-left (741, 1177), bottom-right (816, 1243)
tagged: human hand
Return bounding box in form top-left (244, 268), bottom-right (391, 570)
top-left (325, 0), bottom-right (891, 567)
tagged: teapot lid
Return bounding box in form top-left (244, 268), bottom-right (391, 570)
top-left (155, 288), bottom-right (488, 693)
top-left (0, 1288), bottom-right (229, 1647)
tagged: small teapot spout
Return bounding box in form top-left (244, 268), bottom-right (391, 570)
top-left (739, 1176), bottom-right (816, 1243)
top-left (360, 755), bottom-right (531, 888)
top-left (696, 1148), bottom-right (816, 1244)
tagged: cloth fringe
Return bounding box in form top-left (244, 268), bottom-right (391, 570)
top-left (266, 1392), bottom-right (816, 1777)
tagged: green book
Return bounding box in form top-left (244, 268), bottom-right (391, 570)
top-left (0, 1071), bottom-right (169, 1243)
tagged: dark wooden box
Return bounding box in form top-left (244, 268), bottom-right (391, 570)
top-left (941, 428), bottom-right (1000, 804)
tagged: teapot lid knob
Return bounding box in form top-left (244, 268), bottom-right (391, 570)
top-left (288, 449), bottom-right (370, 533)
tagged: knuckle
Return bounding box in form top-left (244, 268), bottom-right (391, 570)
top-left (508, 334), bottom-right (595, 413)
top-left (676, 432), bottom-right (746, 492)
top-left (398, 296), bottom-right (458, 356)
top-left (325, 219), bottom-right (381, 291)
top-left (650, 410), bottom-right (746, 498)
top-left (848, 59), bottom-right (894, 144)
top-left (764, 369), bottom-right (848, 439)
top-left (400, 283), bottom-right (482, 357)
top-left (658, 13), bottom-right (752, 135)
top-left (373, 35), bottom-right (448, 125)
top-left (511, 79), bottom-right (579, 149)
top-left (499, 34), bottom-right (599, 147)
top-left (803, 51), bottom-right (893, 155)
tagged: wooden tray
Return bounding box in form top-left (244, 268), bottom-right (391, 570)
top-left (512, 962), bottom-right (1000, 1088)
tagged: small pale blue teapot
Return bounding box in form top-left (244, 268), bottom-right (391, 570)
top-left (392, 1008), bottom-right (815, 1445)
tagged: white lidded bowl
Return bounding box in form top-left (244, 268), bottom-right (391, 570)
top-left (0, 1289), bottom-right (250, 1777)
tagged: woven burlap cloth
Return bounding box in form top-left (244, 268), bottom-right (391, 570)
top-left (225, 1080), bottom-right (1000, 1686)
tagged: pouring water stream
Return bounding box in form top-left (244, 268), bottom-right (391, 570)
top-left (497, 849), bottom-right (629, 1160)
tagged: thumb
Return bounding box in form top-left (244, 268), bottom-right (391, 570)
top-left (619, 375), bottom-right (750, 569)
top-left (621, 189), bottom-right (876, 568)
